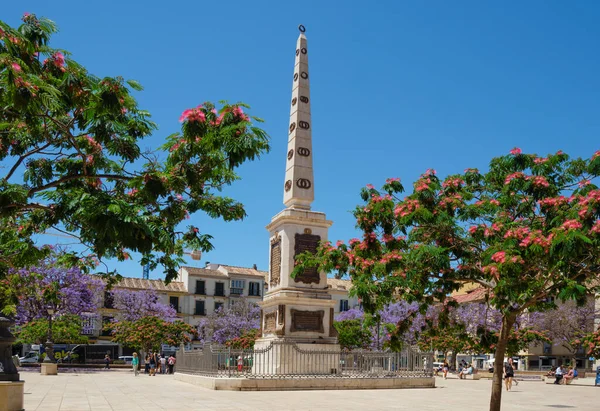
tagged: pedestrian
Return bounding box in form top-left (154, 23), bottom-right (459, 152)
top-left (504, 358), bottom-right (515, 391)
top-left (132, 352), bottom-right (139, 377)
top-left (168, 355), bottom-right (176, 374)
top-left (237, 355), bottom-right (243, 372)
top-left (149, 351), bottom-right (156, 376)
top-left (104, 354), bottom-right (110, 370)
top-left (442, 359), bottom-right (450, 380)
top-left (160, 355), bottom-right (166, 375)
top-left (554, 365), bottom-right (564, 385)
top-left (144, 354), bottom-right (150, 374)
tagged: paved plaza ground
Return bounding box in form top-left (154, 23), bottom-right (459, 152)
top-left (19, 370), bottom-right (599, 411)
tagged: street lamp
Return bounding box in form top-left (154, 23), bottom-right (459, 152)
top-left (43, 306), bottom-right (55, 363)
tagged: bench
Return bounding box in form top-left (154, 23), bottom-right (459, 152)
top-left (458, 374), bottom-right (481, 380)
top-left (544, 376), bottom-right (578, 384)
top-left (514, 375), bottom-right (544, 381)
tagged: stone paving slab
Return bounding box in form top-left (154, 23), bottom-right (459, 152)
top-left (20, 371), bottom-right (600, 411)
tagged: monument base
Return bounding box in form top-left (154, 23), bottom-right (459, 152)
top-left (40, 363), bottom-right (58, 375)
top-left (174, 373), bottom-right (435, 391)
top-left (253, 338), bottom-right (340, 376)
top-left (0, 381), bottom-right (24, 411)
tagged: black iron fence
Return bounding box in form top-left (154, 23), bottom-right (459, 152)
top-left (177, 340), bottom-right (434, 379)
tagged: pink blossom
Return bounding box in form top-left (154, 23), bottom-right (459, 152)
top-left (561, 219), bottom-right (582, 231)
top-left (385, 177), bottom-right (400, 184)
top-left (11, 63), bottom-right (21, 72)
top-left (179, 107), bottom-right (206, 123)
top-left (533, 157), bottom-right (548, 164)
top-left (366, 184), bottom-right (374, 189)
top-left (510, 147), bottom-right (522, 155)
top-left (591, 220), bottom-right (600, 234)
top-left (504, 172), bottom-right (524, 185)
top-left (468, 226), bottom-right (477, 234)
top-left (592, 150), bottom-right (600, 161)
top-left (491, 251), bottom-right (506, 263)
top-left (578, 179), bottom-right (590, 188)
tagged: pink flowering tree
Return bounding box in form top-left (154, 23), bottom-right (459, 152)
top-left (111, 288), bottom-right (177, 322)
top-left (0, 13), bottom-right (270, 297)
top-left (294, 149), bottom-right (600, 411)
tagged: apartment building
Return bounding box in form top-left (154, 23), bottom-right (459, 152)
top-left (327, 278), bottom-right (360, 314)
top-left (176, 263), bottom-right (266, 327)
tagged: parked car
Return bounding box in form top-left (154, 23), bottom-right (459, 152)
top-left (19, 352), bottom-right (39, 364)
top-left (118, 355), bottom-right (134, 364)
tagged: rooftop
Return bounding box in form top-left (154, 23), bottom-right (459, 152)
top-left (113, 277), bottom-right (187, 293)
top-left (219, 264), bottom-right (268, 278)
top-left (327, 277), bottom-right (353, 291)
top-left (451, 286), bottom-right (489, 304)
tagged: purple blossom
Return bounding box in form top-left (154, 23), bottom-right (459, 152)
top-left (197, 298), bottom-right (260, 345)
top-left (111, 288), bottom-right (177, 322)
top-left (13, 261), bottom-right (105, 325)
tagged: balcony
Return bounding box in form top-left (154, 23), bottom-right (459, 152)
top-left (195, 288), bottom-right (206, 295)
top-left (230, 288), bottom-right (244, 296)
top-left (194, 309), bottom-right (206, 316)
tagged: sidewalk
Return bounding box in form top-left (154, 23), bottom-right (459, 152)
top-left (21, 372), bottom-right (599, 411)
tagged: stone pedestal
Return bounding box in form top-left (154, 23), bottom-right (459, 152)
top-left (0, 381), bottom-right (24, 411)
top-left (40, 363), bottom-right (57, 375)
top-left (253, 338), bottom-right (340, 375)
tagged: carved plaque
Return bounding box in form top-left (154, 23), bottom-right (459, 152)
top-left (291, 97), bottom-right (297, 106)
top-left (264, 312), bottom-right (277, 334)
top-left (294, 233), bottom-right (320, 284)
top-left (291, 309), bottom-right (324, 333)
top-left (270, 235), bottom-right (281, 287)
top-left (301, 47), bottom-right (307, 54)
top-left (293, 73), bottom-right (299, 82)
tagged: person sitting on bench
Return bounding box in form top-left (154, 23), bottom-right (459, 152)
top-left (563, 367), bottom-right (575, 385)
top-left (459, 364), bottom-right (474, 379)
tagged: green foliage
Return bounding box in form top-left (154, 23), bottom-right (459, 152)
top-left (0, 14), bottom-right (270, 283)
top-left (105, 316), bottom-right (196, 353)
top-left (16, 314), bottom-right (88, 344)
top-left (334, 319), bottom-right (372, 350)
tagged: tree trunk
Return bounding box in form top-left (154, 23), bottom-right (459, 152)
top-left (489, 314), bottom-right (515, 411)
top-left (450, 350), bottom-right (458, 371)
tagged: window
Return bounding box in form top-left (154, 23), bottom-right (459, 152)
top-left (230, 279), bottom-right (245, 295)
top-left (543, 342), bottom-right (552, 354)
top-left (215, 282), bottom-right (225, 297)
top-left (339, 300), bottom-right (349, 312)
top-left (195, 300), bottom-right (205, 316)
top-left (100, 316), bottom-right (113, 336)
top-left (81, 315), bottom-right (97, 335)
top-left (195, 280), bottom-right (205, 295)
top-left (169, 296), bottom-right (180, 313)
top-left (249, 282), bottom-right (261, 297)
top-left (214, 302), bottom-right (223, 312)
top-left (104, 292), bottom-right (114, 309)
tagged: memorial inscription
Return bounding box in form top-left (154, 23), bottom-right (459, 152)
top-left (290, 309), bottom-right (324, 333)
top-left (294, 233), bottom-right (321, 284)
top-left (270, 235), bottom-right (281, 287)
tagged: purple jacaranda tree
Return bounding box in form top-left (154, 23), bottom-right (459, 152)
top-left (530, 299), bottom-right (599, 355)
top-left (111, 288), bottom-right (177, 322)
top-left (197, 298), bottom-right (260, 345)
top-left (10, 260), bottom-right (105, 325)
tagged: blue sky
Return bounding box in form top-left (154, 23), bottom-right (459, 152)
top-left (4, 1), bottom-right (600, 280)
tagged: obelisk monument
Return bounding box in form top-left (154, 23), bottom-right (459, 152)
top-left (254, 26), bottom-right (338, 373)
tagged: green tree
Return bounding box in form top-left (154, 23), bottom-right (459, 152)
top-left (295, 149), bottom-right (600, 411)
top-left (333, 319), bottom-right (372, 350)
top-left (105, 316), bottom-right (195, 354)
top-left (0, 14), bottom-right (269, 283)
top-left (16, 314), bottom-right (88, 344)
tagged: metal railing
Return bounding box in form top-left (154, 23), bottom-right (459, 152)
top-left (177, 340), bottom-right (434, 379)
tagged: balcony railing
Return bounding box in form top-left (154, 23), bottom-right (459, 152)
top-left (230, 288), bottom-right (244, 296)
top-left (195, 289), bottom-right (206, 295)
top-left (194, 309), bottom-right (207, 316)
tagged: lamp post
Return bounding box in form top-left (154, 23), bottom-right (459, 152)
top-left (43, 306), bottom-right (55, 363)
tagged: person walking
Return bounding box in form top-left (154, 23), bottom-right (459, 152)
top-left (144, 354), bottom-right (150, 374)
top-left (160, 355), bottom-right (167, 375)
top-left (149, 352), bottom-right (157, 376)
top-left (104, 354), bottom-right (110, 370)
top-left (442, 359), bottom-right (450, 380)
top-left (504, 358), bottom-right (515, 391)
top-left (132, 352), bottom-right (139, 376)
top-left (168, 355), bottom-right (176, 374)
